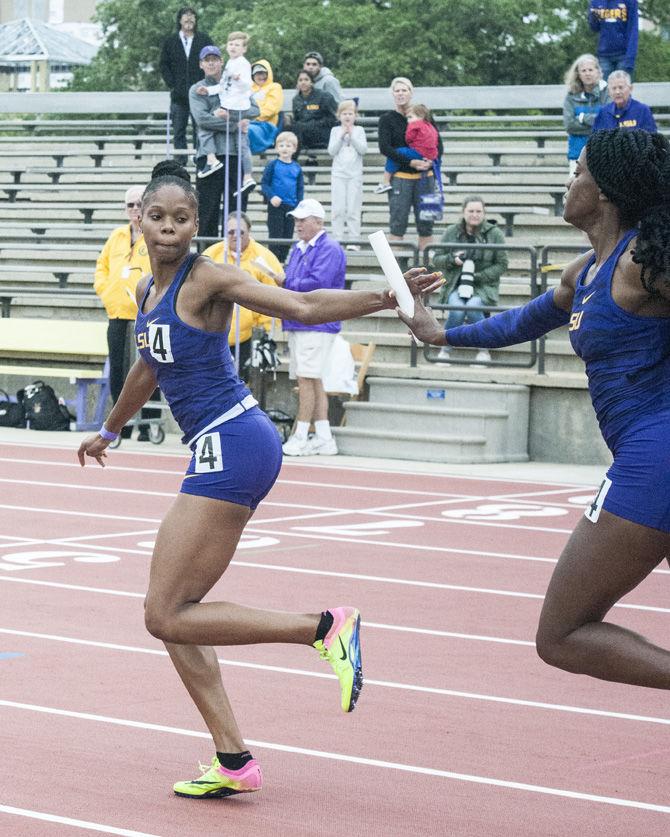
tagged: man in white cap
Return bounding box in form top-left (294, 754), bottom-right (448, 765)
top-left (279, 199), bottom-right (346, 456)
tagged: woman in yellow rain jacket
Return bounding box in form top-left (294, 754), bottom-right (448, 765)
top-left (94, 186), bottom-right (153, 436)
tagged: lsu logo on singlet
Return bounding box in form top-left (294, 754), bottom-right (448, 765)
top-left (136, 321), bottom-right (174, 363)
top-left (569, 311), bottom-right (583, 331)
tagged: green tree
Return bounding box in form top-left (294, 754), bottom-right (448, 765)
top-left (69, 0), bottom-right (670, 92)
top-left (69, 1), bottom-right (222, 91)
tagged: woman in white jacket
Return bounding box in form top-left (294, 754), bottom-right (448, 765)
top-left (328, 99), bottom-right (367, 248)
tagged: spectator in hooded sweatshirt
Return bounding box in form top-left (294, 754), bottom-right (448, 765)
top-left (303, 51), bottom-right (343, 103)
top-left (588, 0), bottom-right (638, 81)
top-left (247, 59), bottom-right (284, 155)
top-left (593, 70), bottom-right (656, 132)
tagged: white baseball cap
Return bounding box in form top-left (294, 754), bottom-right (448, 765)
top-left (287, 199), bottom-right (325, 220)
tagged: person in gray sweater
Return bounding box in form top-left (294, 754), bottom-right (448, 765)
top-left (303, 51), bottom-right (343, 102)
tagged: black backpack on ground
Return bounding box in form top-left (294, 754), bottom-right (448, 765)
top-left (0, 389), bottom-right (25, 428)
top-left (17, 381), bottom-right (72, 431)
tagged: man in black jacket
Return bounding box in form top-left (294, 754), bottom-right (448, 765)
top-left (159, 7), bottom-right (213, 164)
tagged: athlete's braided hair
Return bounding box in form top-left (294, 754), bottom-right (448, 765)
top-left (586, 129), bottom-right (670, 294)
top-left (142, 159), bottom-right (198, 211)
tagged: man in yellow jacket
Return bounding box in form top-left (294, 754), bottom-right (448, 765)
top-left (94, 186), bottom-right (152, 438)
top-left (202, 212), bottom-right (284, 379)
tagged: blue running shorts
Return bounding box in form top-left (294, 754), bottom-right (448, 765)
top-left (181, 407), bottom-right (283, 509)
top-left (592, 415), bottom-right (670, 533)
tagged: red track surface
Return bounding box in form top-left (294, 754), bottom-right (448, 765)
top-left (0, 440), bottom-right (669, 836)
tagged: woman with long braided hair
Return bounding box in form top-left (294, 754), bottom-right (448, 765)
top-left (400, 128), bottom-right (670, 690)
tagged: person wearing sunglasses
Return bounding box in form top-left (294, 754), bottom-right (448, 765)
top-left (94, 186), bottom-right (152, 439)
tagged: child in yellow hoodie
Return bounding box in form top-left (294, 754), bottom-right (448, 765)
top-left (248, 59), bottom-right (284, 153)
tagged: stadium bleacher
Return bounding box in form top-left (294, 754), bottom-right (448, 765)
top-left (0, 85), bottom-right (667, 462)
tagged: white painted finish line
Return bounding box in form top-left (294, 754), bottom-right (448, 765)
top-left (1, 700), bottom-right (669, 816)
top-left (0, 804), bottom-right (160, 836)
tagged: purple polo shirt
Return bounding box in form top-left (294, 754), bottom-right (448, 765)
top-left (282, 231), bottom-right (346, 333)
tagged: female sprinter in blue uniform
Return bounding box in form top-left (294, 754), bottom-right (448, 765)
top-left (399, 129), bottom-right (670, 692)
top-left (77, 161), bottom-right (441, 799)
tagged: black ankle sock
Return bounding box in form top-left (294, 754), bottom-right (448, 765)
top-left (314, 610), bottom-right (334, 643)
top-left (217, 750), bottom-right (253, 771)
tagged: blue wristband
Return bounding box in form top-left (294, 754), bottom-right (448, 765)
top-left (98, 425), bottom-right (118, 441)
top-left (445, 289), bottom-right (570, 349)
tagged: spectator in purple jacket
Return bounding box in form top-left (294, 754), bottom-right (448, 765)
top-left (588, 0), bottom-right (638, 81)
top-left (593, 70), bottom-right (657, 133)
top-left (279, 199), bottom-right (346, 457)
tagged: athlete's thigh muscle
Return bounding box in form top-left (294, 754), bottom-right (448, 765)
top-left (147, 492), bottom-right (252, 608)
top-left (539, 509), bottom-right (670, 639)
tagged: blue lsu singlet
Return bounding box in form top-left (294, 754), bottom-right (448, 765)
top-left (569, 228), bottom-right (670, 450)
top-left (135, 252), bottom-right (251, 444)
top-left (570, 228), bottom-right (670, 532)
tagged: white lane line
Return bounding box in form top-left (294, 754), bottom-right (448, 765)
top-left (253, 496), bottom-right (474, 526)
top-left (1, 497), bottom-right (571, 550)
top-left (346, 510), bottom-right (573, 535)
top-left (0, 461), bottom-right (480, 501)
top-left (3, 627), bottom-right (670, 728)
top-left (0, 805), bottom-right (160, 837)
top-left (0, 442), bottom-right (596, 488)
top-left (0, 547), bottom-right (666, 613)
top-left (53, 529), bottom-right (159, 544)
top-left (0, 481), bottom-right (350, 517)
top-left (1, 700), bottom-right (669, 814)
top-left (0, 479), bottom-right (579, 534)
top-left (0, 503), bottom-right (161, 523)
top-left (0, 455), bottom-right (185, 476)
top-left (489, 487), bottom-right (596, 501)
top-left (8, 529), bottom-right (562, 566)
top-left (0, 577), bottom-right (145, 598)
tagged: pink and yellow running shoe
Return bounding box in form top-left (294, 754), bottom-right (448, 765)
top-left (173, 756), bottom-right (262, 799)
top-left (313, 606), bottom-right (363, 712)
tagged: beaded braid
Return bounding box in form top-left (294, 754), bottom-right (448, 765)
top-left (142, 159), bottom-right (199, 211)
top-left (586, 129), bottom-right (670, 294)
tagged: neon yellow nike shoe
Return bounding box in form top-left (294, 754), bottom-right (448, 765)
top-left (173, 756), bottom-right (262, 799)
top-left (313, 606), bottom-right (363, 712)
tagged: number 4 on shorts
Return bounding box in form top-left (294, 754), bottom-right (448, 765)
top-left (194, 433), bottom-right (223, 473)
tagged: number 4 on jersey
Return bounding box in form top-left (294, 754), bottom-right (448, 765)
top-left (194, 433), bottom-right (223, 473)
top-left (148, 323), bottom-right (174, 363)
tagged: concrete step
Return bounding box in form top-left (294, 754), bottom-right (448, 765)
top-left (332, 425), bottom-right (488, 462)
top-left (332, 424), bottom-right (529, 463)
top-left (364, 376), bottom-right (529, 409)
top-left (334, 374), bottom-right (529, 463)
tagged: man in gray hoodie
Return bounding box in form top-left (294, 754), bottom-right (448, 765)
top-left (303, 51), bottom-right (343, 103)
